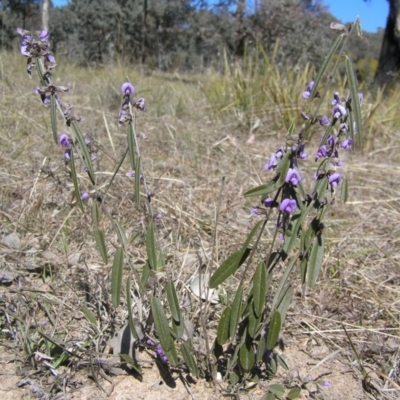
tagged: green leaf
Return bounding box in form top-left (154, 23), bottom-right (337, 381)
top-left (172, 318), bottom-right (184, 339)
top-left (141, 261), bottom-right (151, 287)
top-left (150, 297), bottom-right (172, 352)
top-left (164, 340), bottom-right (178, 366)
top-left (111, 247), bottom-right (124, 308)
top-left (112, 219), bottom-right (129, 253)
top-left (239, 340), bottom-right (255, 371)
top-left (181, 340), bottom-right (199, 378)
top-left (127, 123), bottom-right (136, 170)
top-left (252, 262), bottom-right (267, 318)
top-left (248, 299), bottom-right (261, 338)
top-left (134, 157), bottom-right (141, 207)
top-left (244, 181), bottom-right (278, 198)
top-left (310, 34), bottom-right (344, 100)
top-left (256, 334), bottom-right (267, 363)
top-left (346, 56), bottom-right (362, 146)
top-left (276, 354), bottom-right (289, 370)
top-left (243, 219), bottom-right (264, 249)
top-left (306, 233), bottom-right (325, 289)
top-left (166, 280), bottom-right (181, 323)
top-left (268, 384), bottom-right (285, 398)
top-left (341, 177), bottom-right (349, 203)
top-left (210, 248), bottom-right (250, 289)
top-left (265, 394), bottom-right (276, 400)
top-left (217, 306), bottom-right (231, 345)
top-left (267, 311), bottom-right (281, 350)
top-left (50, 94), bottom-right (58, 145)
top-left (69, 149), bottom-right (84, 212)
top-left (119, 353), bottom-right (142, 374)
top-left (229, 371), bottom-right (240, 385)
top-left (91, 201), bottom-right (100, 228)
top-left (287, 387), bottom-right (301, 400)
top-left (229, 286), bottom-right (243, 339)
top-left (126, 278), bottom-right (139, 340)
top-left (146, 221), bottom-right (157, 270)
top-left (276, 286), bottom-right (293, 324)
top-left (93, 228), bottom-right (108, 264)
top-left (81, 305), bottom-right (97, 327)
top-left (71, 120), bottom-right (96, 185)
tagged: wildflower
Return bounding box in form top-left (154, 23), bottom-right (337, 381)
top-left (339, 123), bottom-right (349, 134)
top-left (264, 149), bottom-right (284, 171)
top-left (81, 191), bottom-right (90, 201)
top-left (59, 133), bottom-right (69, 147)
top-left (264, 196), bottom-right (278, 208)
top-left (302, 81), bottom-right (314, 99)
top-left (38, 30), bottom-right (49, 42)
top-left (64, 149), bottom-right (71, 161)
top-left (90, 152), bottom-right (97, 161)
top-left (327, 134), bottom-right (336, 147)
top-left (292, 143), bottom-right (308, 160)
top-left (315, 145), bottom-right (327, 159)
top-left (333, 104), bottom-right (347, 119)
top-left (154, 212), bottom-right (163, 220)
top-left (146, 339), bottom-right (154, 346)
top-left (328, 173), bottom-right (341, 189)
top-left (280, 198), bottom-right (297, 214)
top-left (156, 344), bottom-right (168, 364)
top-left (251, 207), bottom-right (261, 215)
top-left (285, 168), bottom-right (301, 186)
top-left (340, 138), bottom-right (353, 149)
top-left (121, 82), bottom-right (135, 95)
top-left (84, 137), bottom-right (91, 145)
top-left (319, 115), bottom-right (330, 127)
top-left (135, 98), bottom-right (145, 112)
top-left (331, 92), bottom-right (340, 106)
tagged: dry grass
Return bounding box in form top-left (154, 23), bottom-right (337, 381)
top-left (0, 49), bottom-right (399, 399)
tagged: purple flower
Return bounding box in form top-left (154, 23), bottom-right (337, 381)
top-left (322, 380), bottom-right (332, 388)
top-left (84, 137), bottom-right (91, 145)
top-left (285, 168), bottom-right (301, 186)
top-left (251, 207), bottom-right (261, 215)
top-left (146, 339), bottom-right (154, 346)
top-left (265, 154), bottom-right (278, 170)
top-left (319, 115), bottom-right (330, 127)
top-left (39, 30), bottom-right (49, 42)
top-left (333, 104), bottom-right (347, 119)
top-left (340, 138), bottom-right (353, 149)
top-left (328, 173), bottom-right (341, 189)
top-left (316, 145), bottom-right (327, 159)
top-left (59, 134), bottom-right (69, 147)
top-left (135, 98), bottom-right (145, 111)
top-left (302, 81), bottom-right (314, 99)
top-left (264, 196), bottom-right (278, 208)
top-left (81, 192), bottom-right (90, 201)
top-left (154, 212), bottom-right (163, 220)
top-left (90, 152), bottom-right (97, 161)
top-left (280, 198), bottom-right (297, 214)
top-left (327, 134), bottom-right (336, 147)
top-left (64, 149), bottom-right (71, 161)
top-left (339, 123), bottom-right (349, 134)
top-left (45, 52), bottom-right (56, 63)
top-left (331, 92), bottom-right (340, 106)
top-left (121, 82), bottom-right (135, 95)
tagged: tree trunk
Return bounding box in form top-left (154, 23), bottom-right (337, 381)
top-left (375, 0), bottom-right (400, 85)
top-left (42, 0), bottom-right (49, 31)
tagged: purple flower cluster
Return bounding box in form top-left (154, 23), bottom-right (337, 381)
top-left (118, 82), bottom-right (146, 125)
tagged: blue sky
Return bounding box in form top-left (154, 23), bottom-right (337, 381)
top-left (52, 0), bottom-right (389, 33)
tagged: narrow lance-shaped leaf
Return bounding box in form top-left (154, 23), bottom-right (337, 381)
top-left (150, 297), bottom-right (172, 352)
top-left (341, 177), bottom-right (349, 203)
top-left (217, 306), bottom-right (231, 346)
top-left (69, 149), bottom-right (84, 212)
top-left (164, 340), bottom-right (178, 366)
top-left (239, 339), bottom-right (255, 371)
top-left (252, 261), bottom-right (267, 318)
top-left (229, 286), bottom-right (243, 339)
top-left (112, 219), bottom-right (129, 254)
top-left (346, 56), bottom-right (363, 146)
top-left (181, 340), bottom-right (199, 378)
top-left (146, 221), bottom-right (157, 270)
top-left (94, 229), bottom-right (108, 264)
top-left (126, 278), bottom-right (139, 340)
top-left (166, 280), bottom-right (181, 323)
top-left (91, 201), bottom-right (100, 228)
top-left (71, 120), bottom-right (96, 185)
top-left (310, 34), bottom-right (344, 100)
top-left (134, 156), bottom-right (141, 207)
top-left (276, 285), bottom-right (293, 324)
top-left (127, 123), bottom-right (136, 170)
top-left (111, 247), bottom-right (124, 308)
top-left (267, 311), bottom-right (281, 350)
top-left (119, 353), bottom-right (142, 374)
top-left (50, 94), bottom-right (58, 145)
top-left (307, 232), bottom-right (325, 289)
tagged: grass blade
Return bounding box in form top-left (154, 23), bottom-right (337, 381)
top-left (267, 311), bottom-right (281, 350)
top-left (69, 149), bottom-right (84, 212)
top-left (306, 232), bottom-right (325, 289)
top-left (166, 280), bottom-right (181, 323)
top-left (111, 247), bottom-right (124, 308)
top-left (146, 221), bottom-right (157, 270)
top-left (81, 305), bottom-right (97, 327)
top-left (150, 297), bottom-right (172, 352)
